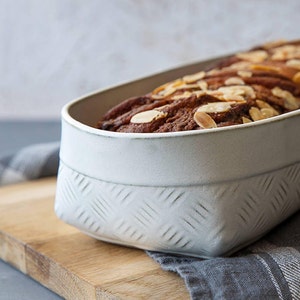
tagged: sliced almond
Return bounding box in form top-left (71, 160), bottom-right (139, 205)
top-left (197, 102), bottom-right (234, 113)
top-left (272, 87), bottom-right (299, 110)
top-left (154, 104), bottom-right (170, 111)
top-left (228, 61), bottom-right (252, 70)
top-left (237, 70), bottom-right (253, 78)
top-left (161, 87), bottom-right (177, 97)
top-left (152, 79), bottom-right (183, 97)
top-left (193, 111), bottom-right (217, 129)
top-left (216, 85), bottom-right (256, 101)
top-left (153, 82), bottom-right (201, 100)
top-left (192, 90), bottom-right (206, 98)
top-left (271, 45), bottom-right (300, 60)
top-left (256, 99), bottom-right (272, 109)
top-left (224, 77), bottom-right (245, 86)
top-left (206, 68), bottom-right (219, 76)
top-left (183, 71), bottom-right (205, 83)
top-left (231, 85), bottom-right (256, 99)
top-left (284, 97), bottom-right (300, 110)
top-left (130, 110), bottom-right (167, 124)
top-left (242, 116), bottom-right (252, 124)
top-left (260, 108), bottom-right (278, 118)
top-left (152, 82), bottom-right (170, 95)
top-left (249, 107), bottom-right (264, 121)
top-left (286, 59), bottom-right (300, 70)
top-left (263, 39), bottom-right (287, 49)
top-left (197, 80), bottom-right (208, 91)
top-left (171, 91), bottom-right (193, 100)
top-left (175, 83), bottom-right (200, 90)
top-left (236, 50), bottom-right (268, 63)
top-left (250, 64), bottom-right (280, 73)
top-left (292, 72), bottom-right (300, 84)
top-left (171, 79), bottom-right (185, 88)
top-left (256, 100), bottom-right (279, 115)
top-left (151, 94), bottom-right (165, 99)
top-left (208, 91), bottom-right (244, 102)
top-left (271, 86), bottom-right (289, 98)
top-left (269, 107), bottom-right (279, 116)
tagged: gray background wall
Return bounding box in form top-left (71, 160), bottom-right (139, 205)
top-left (1, 0), bottom-right (299, 120)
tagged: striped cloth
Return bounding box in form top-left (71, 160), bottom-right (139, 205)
top-left (1, 142), bottom-right (299, 300)
top-left (0, 142), bottom-right (60, 186)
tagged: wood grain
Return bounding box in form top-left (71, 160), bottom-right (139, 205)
top-left (0, 177), bottom-right (189, 299)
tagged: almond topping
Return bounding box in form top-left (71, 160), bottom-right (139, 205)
top-left (292, 72), bottom-right (300, 84)
top-left (193, 111), bottom-right (217, 129)
top-left (228, 61), bottom-right (252, 70)
top-left (161, 87), bottom-right (177, 97)
top-left (152, 79), bottom-right (183, 97)
top-left (271, 45), bottom-right (300, 60)
top-left (171, 91), bottom-right (193, 100)
top-left (250, 64), bottom-right (280, 73)
top-left (224, 77), bottom-right (245, 86)
top-left (256, 99), bottom-right (272, 109)
top-left (192, 90), bottom-right (206, 98)
top-left (153, 82), bottom-right (201, 99)
top-left (130, 110), bottom-right (167, 124)
top-left (215, 85), bottom-right (255, 101)
top-left (183, 71), bottom-right (205, 83)
top-left (272, 87), bottom-right (299, 110)
top-left (260, 108), bottom-right (278, 118)
top-left (176, 83), bottom-right (201, 90)
top-left (249, 107), bottom-right (264, 121)
top-left (237, 70), bottom-right (253, 78)
top-left (263, 40), bottom-right (287, 49)
top-left (272, 86), bottom-right (290, 98)
top-left (197, 102), bottom-right (234, 113)
top-left (197, 80), bottom-right (208, 91)
top-left (154, 104), bottom-right (169, 111)
top-left (256, 100), bottom-right (279, 115)
top-left (152, 83), bottom-right (170, 95)
top-left (286, 59), bottom-right (300, 70)
top-left (242, 117), bottom-right (252, 124)
top-left (206, 69), bottom-right (219, 76)
top-left (284, 97), bottom-right (300, 110)
top-left (151, 94), bottom-right (165, 100)
top-left (236, 50), bottom-right (268, 63)
top-left (208, 91), bottom-right (245, 102)
top-left (172, 79), bottom-right (185, 88)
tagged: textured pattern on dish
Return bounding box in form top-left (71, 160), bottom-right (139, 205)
top-left (55, 161), bottom-right (300, 257)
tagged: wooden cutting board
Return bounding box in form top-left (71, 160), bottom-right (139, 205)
top-left (0, 177), bottom-right (189, 299)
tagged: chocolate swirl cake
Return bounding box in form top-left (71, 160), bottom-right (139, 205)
top-left (97, 40), bottom-right (300, 133)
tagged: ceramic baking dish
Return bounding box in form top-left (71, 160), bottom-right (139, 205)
top-left (55, 56), bottom-right (300, 258)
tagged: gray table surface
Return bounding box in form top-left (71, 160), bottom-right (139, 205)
top-left (0, 120), bottom-right (63, 300)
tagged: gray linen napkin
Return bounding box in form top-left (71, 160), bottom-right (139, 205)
top-left (1, 142), bottom-right (299, 300)
top-left (0, 142), bottom-right (60, 186)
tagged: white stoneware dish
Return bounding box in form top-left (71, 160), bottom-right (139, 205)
top-left (55, 56), bottom-right (300, 258)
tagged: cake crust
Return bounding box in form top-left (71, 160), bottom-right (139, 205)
top-left (97, 40), bottom-right (300, 133)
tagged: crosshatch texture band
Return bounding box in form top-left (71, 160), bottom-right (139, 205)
top-left (55, 160), bottom-right (300, 258)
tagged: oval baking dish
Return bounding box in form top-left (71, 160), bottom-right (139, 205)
top-left (55, 57), bottom-right (300, 258)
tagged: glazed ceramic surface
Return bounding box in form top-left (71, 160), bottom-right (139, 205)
top-left (55, 57), bottom-right (300, 257)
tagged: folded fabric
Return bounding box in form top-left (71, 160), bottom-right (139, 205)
top-left (0, 142), bottom-right (60, 186)
top-left (0, 142), bottom-right (299, 299)
top-left (147, 214), bottom-right (300, 299)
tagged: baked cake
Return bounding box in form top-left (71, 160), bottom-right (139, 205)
top-left (97, 40), bottom-right (300, 133)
